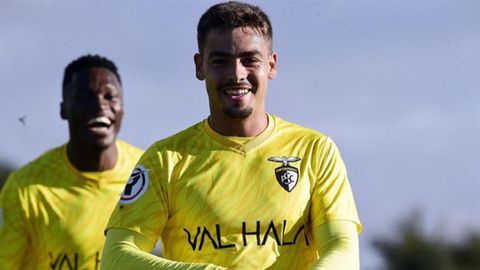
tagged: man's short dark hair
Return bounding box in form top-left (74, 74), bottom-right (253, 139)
top-left (197, 1), bottom-right (273, 53)
top-left (62, 54), bottom-right (121, 99)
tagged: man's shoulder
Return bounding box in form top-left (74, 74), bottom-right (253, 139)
top-left (5, 145), bottom-right (65, 187)
top-left (116, 140), bottom-right (144, 158)
top-left (272, 114), bottom-right (329, 140)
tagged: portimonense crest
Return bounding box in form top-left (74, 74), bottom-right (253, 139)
top-left (268, 156), bottom-right (301, 192)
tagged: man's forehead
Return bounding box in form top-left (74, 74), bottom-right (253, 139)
top-left (71, 68), bottom-right (119, 84)
top-left (67, 71), bottom-right (121, 94)
top-left (203, 27), bottom-right (270, 55)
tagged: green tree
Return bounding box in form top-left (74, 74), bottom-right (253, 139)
top-left (449, 233), bottom-right (480, 270)
top-left (373, 212), bottom-right (480, 270)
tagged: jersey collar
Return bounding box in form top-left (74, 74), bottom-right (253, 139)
top-left (203, 114), bottom-right (276, 154)
top-left (62, 141), bottom-right (124, 182)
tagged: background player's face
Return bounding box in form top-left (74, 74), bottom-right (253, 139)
top-left (61, 68), bottom-right (123, 150)
top-left (195, 27), bottom-right (277, 119)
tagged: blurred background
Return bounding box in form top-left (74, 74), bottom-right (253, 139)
top-left (1, 0), bottom-right (479, 269)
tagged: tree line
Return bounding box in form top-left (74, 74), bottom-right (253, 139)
top-left (373, 211), bottom-right (480, 270)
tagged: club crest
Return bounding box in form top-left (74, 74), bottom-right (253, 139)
top-left (119, 165), bottom-right (149, 205)
top-left (268, 156), bottom-right (301, 192)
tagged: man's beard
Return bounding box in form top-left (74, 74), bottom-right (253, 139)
top-left (223, 106), bottom-right (253, 119)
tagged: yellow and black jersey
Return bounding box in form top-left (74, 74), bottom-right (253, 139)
top-left (0, 140), bottom-right (143, 270)
top-left (107, 115), bottom-right (361, 270)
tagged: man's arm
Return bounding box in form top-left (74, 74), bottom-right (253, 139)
top-left (0, 178), bottom-right (29, 270)
top-left (101, 228), bottom-right (227, 270)
top-left (311, 220), bottom-right (359, 270)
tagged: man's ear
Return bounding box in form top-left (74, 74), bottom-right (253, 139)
top-left (268, 52), bottom-right (278, 79)
top-left (194, 53), bottom-right (205, 80)
top-left (60, 102), bottom-right (67, 120)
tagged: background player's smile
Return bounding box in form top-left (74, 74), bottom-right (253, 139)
top-left (86, 116), bottom-right (114, 136)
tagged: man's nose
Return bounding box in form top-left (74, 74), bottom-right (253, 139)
top-left (227, 60), bottom-right (248, 83)
top-left (90, 95), bottom-right (108, 111)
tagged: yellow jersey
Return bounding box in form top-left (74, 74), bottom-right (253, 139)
top-left (0, 140), bottom-right (143, 270)
top-left (107, 115), bottom-right (361, 269)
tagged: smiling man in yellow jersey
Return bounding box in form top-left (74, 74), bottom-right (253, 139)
top-left (0, 55), bottom-right (143, 270)
top-left (102, 2), bottom-right (361, 269)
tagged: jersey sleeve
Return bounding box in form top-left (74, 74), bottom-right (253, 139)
top-left (311, 220), bottom-right (360, 269)
top-left (102, 228), bottom-right (226, 270)
top-left (310, 137), bottom-right (362, 233)
top-left (0, 173), bottom-right (30, 270)
top-left (106, 146), bottom-right (169, 244)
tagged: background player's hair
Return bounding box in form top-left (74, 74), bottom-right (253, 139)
top-left (197, 1), bottom-right (273, 53)
top-left (62, 54), bottom-right (122, 99)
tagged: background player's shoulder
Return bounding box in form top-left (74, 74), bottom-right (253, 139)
top-left (116, 140), bottom-right (144, 159)
top-left (4, 145), bottom-right (65, 187)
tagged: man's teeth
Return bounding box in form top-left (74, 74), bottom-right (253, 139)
top-left (87, 116), bottom-right (112, 126)
top-left (224, 89), bottom-right (249, 96)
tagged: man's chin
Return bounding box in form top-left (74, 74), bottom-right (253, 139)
top-left (223, 107), bottom-right (253, 119)
top-left (84, 135), bottom-right (116, 150)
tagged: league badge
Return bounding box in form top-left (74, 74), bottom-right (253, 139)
top-left (268, 156), bottom-right (301, 192)
top-left (119, 165), bottom-right (149, 205)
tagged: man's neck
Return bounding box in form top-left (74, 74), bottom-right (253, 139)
top-left (208, 112), bottom-right (268, 137)
top-left (67, 142), bottom-right (118, 172)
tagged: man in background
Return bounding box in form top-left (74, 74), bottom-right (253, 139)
top-left (102, 2), bottom-right (361, 269)
top-left (0, 54), bottom-right (143, 269)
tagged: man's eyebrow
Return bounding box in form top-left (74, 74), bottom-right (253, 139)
top-left (208, 51), bottom-right (231, 58)
top-left (238, 50), bottom-right (261, 57)
top-left (104, 83), bottom-right (120, 91)
top-left (208, 50), bottom-right (262, 59)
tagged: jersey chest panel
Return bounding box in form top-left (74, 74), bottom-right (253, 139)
top-left (27, 180), bottom-right (123, 270)
top-left (162, 142), bottom-right (316, 265)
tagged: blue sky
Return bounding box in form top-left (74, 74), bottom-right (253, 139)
top-left (1, 1), bottom-right (479, 269)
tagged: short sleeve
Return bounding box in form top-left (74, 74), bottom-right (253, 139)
top-left (310, 137), bottom-right (362, 233)
top-left (106, 146), bottom-right (169, 244)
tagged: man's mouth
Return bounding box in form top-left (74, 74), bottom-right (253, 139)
top-left (222, 87), bottom-right (251, 100)
top-left (224, 88), bottom-right (249, 97)
top-left (86, 116), bottom-right (113, 133)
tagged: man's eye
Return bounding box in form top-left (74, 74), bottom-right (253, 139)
top-left (242, 58), bottom-right (259, 66)
top-left (105, 94), bottom-right (119, 101)
top-left (211, 58), bottom-right (228, 65)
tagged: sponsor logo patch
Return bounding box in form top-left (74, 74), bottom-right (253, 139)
top-left (119, 165), bottom-right (149, 205)
top-left (268, 156), bottom-right (301, 192)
